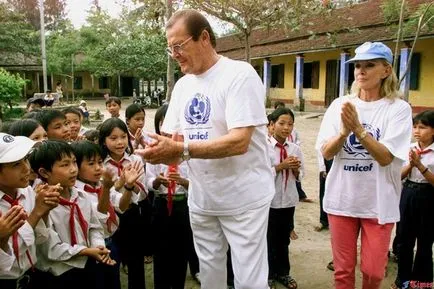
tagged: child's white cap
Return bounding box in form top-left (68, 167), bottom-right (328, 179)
top-left (0, 133), bottom-right (35, 163)
top-left (80, 100), bottom-right (86, 105)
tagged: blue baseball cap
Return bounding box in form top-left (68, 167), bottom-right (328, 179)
top-left (346, 42), bottom-right (393, 65)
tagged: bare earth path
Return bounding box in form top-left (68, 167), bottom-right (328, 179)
top-left (85, 99), bottom-right (398, 289)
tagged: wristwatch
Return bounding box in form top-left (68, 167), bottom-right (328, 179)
top-left (358, 130), bottom-right (368, 141)
top-left (181, 141), bottom-right (190, 161)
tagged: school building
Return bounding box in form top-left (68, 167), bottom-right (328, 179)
top-left (0, 52), bottom-right (143, 100)
top-left (215, 0), bottom-right (434, 112)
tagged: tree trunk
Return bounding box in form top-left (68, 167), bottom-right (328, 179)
top-left (244, 32), bottom-right (251, 63)
top-left (165, 0), bottom-right (175, 102)
top-left (393, 0), bottom-right (406, 72)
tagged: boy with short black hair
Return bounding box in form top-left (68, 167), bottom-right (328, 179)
top-left (35, 109), bottom-right (70, 141)
top-left (71, 140), bottom-right (143, 289)
top-left (105, 97), bottom-right (122, 119)
top-left (29, 140), bottom-right (115, 289)
top-left (0, 133), bottom-right (59, 289)
top-left (63, 107), bottom-right (87, 141)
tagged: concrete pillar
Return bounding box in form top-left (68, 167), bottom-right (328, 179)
top-left (295, 54), bottom-right (304, 111)
top-left (339, 52), bottom-right (350, 97)
top-left (263, 58), bottom-right (271, 99)
top-left (399, 47), bottom-right (411, 101)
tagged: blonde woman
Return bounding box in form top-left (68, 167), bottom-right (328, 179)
top-left (316, 42), bottom-right (413, 289)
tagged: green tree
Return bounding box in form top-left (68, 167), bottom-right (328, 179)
top-left (0, 2), bottom-right (39, 58)
top-left (0, 68), bottom-right (26, 120)
top-left (6, 0), bottom-right (66, 30)
top-left (185, 0), bottom-right (323, 63)
top-left (381, 0), bottom-right (434, 99)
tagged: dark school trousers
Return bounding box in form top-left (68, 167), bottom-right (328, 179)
top-left (319, 158), bottom-right (333, 227)
top-left (296, 181), bottom-right (307, 200)
top-left (0, 269), bottom-right (41, 289)
top-left (34, 258), bottom-right (98, 289)
top-left (267, 207), bottom-right (295, 279)
top-left (395, 181), bottom-right (434, 286)
top-left (93, 234), bottom-right (122, 289)
top-left (152, 195), bottom-right (190, 289)
top-left (118, 198), bottom-right (153, 289)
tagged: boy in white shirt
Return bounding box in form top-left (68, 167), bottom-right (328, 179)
top-left (29, 140), bottom-right (115, 289)
top-left (0, 133), bottom-right (59, 289)
top-left (71, 140), bottom-right (143, 289)
top-left (267, 107), bottom-right (303, 289)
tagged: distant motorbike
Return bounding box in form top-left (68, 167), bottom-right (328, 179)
top-left (133, 93), bottom-right (151, 106)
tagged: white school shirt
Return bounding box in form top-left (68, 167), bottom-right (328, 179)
top-left (36, 187), bottom-right (105, 276)
top-left (129, 129), bottom-right (153, 150)
top-left (0, 187), bottom-right (49, 279)
top-left (406, 142), bottom-right (434, 183)
top-left (269, 137), bottom-right (303, 209)
top-left (315, 94), bottom-right (412, 224)
top-left (103, 153), bottom-right (147, 203)
top-left (317, 150), bottom-right (326, 172)
top-left (288, 128), bottom-right (301, 146)
top-left (146, 162), bottom-right (189, 195)
top-left (162, 56), bottom-right (275, 216)
top-left (74, 180), bottom-right (120, 238)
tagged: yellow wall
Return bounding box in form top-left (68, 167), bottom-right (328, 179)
top-left (253, 38), bottom-right (434, 110)
top-left (254, 51), bottom-right (341, 104)
top-left (406, 38), bottom-right (434, 108)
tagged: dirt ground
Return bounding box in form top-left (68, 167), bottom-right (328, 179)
top-left (85, 99), bottom-right (399, 289)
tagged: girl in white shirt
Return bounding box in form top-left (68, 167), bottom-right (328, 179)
top-left (392, 110), bottom-right (434, 289)
top-left (98, 118), bottom-right (150, 289)
top-left (125, 104), bottom-right (147, 150)
top-left (146, 104), bottom-right (192, 289)
top-left (267, 107), bottom-right (303, 289)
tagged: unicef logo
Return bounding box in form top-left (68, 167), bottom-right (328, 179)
top-left (184, 93), bottom-right (211, 125)
top-left (343, 124), bottom-right (381, 157)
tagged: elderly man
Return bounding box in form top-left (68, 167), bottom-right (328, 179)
top-left (138, 9), bottom-right (274, 289)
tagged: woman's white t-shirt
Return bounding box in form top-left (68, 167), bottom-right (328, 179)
top-left (315, 94), bottom-right (412, 224)
top-left (162, 56), bottom-right (275, 216)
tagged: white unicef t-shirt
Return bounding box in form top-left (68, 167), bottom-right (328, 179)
top-left (315, 95), bottom-right (412, 224)
top-left (162, 56), bottom-right (275, 216)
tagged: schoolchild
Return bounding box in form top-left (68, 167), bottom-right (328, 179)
top-left (125, 104), bottom-right (147, 150)
top-left (8, 119), bottom-right (48, 186)
top-left (71, 140), bottom-right (143, 289)
top-left (0, 133), bottom-right (59, 289)
top-left (63, 107), bottom-right (87, 141)
top-left (98, 117), bottom-right (150, 289)
top-left (392, 110), bottom-right (434, 289)
top-left (146, 104), bottom-right (190, 289)
top-left (34, 109), bottom-right (71, 141)
top-left (267, 107), bottom-right (304, 289)
top-left (106, 97), bottom-right (123, 121)
top-left (29, 140), bottom-right (115, 289)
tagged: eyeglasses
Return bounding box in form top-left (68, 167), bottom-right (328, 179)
top-left (166, 36), bottom-right (193, 57)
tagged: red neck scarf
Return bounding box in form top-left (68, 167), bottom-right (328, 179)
top-left (166, 165), bottom-right (178, 216)
top-left (108, 159), bottom-right (124, 176)
top-left (276, 142), bottom-right (289, 190)
top-left (416, 145), bottom-right (432, 155)
top-left (83, 184), bottom-right (118, 234)
top-left (59, 197), bottom-right (88, 246)
top-left (2, 194), bottom-right (34, 269)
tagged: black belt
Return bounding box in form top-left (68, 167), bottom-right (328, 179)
top-left (404, 180), bottom-right (433, 189)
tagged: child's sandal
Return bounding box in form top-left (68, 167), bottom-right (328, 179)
top-left (278, 275), bottom-right (298, 289)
